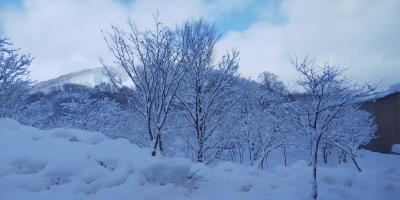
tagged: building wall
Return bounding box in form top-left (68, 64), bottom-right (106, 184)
top-left (361, 92), bottom-right (400, 153)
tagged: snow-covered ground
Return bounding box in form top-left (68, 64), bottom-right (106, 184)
top-left (392, 144), bottom-right (400, 154)
top-left (1, 118), bottom-right (399, 200)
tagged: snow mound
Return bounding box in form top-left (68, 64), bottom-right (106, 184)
top-left (392, 144), bottom-right (400, 154)
top-left (1, 118), bottom-right (399, 200)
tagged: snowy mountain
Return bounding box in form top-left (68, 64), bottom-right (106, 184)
top-left (31, 67), bottom-right (129, 93)
top-left (0, 118), bottom-right (399, 200)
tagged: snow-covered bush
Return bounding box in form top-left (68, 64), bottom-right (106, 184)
top-left (17, 83), bottom-right (144, 144)
top-left (286, 56), bottom-right (376, 200)
top-left (391, 144), bottom-right (400, 154)
top-left (0, 37), bottom-right (32, 119)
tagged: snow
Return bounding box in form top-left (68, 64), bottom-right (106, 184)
top-left (392, 144), bottom-right (400, 154)
top-left (1, 118), bottom-right (399, 200)
top-left (31, 67), bottom-right (129, 94)
top-left (357, 82), bottom-right (400, 103)
top-left (388, 83), bottom-right (400, 93)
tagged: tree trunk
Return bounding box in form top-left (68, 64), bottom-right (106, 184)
top-left (322, 144), bottom-right (328, 164)
top-left (311, 133), bottom-right (322, 200)
top-left (311, 148), bottom-right (318, 200)
top-left (350, 155), bottom-right (362, 172)
top-left (147, 112), bottom-right (153, 141)
top-left (283, 147), bottom-right (287, 167)
top-left (197, 140), bottom-right (204, 162)
top-left (151, 136), bottom-right (158, 156)
top-left (158, 133), bottom-right (164, 154)
top-left (250, 142), bottom-right (255, 166)
top-left (151, 132), bottom-right (162, 157)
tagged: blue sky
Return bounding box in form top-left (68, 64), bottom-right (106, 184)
top-left (0, 0), bottom-right (23, 9)
top-left (0, 0), bottom-right (399, 88)
top-left (0, 0), bottom-right (282, 35)
top-left (116, 0), bottom-right (285, 33)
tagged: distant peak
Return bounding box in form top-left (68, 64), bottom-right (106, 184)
top-left (31, 67), bottom-right (128, 93)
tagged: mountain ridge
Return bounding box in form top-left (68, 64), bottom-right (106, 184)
top-left (31, 67), bottom-right (128, 93)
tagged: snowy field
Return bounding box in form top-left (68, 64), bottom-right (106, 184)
top-left (0, 118), bottom-right (399, 200)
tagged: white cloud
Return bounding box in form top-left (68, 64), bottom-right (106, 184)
top-left (219, 0), bottom-right (400, 88)
top-left (0, 0), bottom-right (247, 81)
top-left (1, 0), bottom-right (399, 88)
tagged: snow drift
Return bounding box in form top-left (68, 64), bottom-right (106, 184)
top-left (0, 118), bottom-right (399, 200)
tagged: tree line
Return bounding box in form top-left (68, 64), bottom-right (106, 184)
top-left (0, 18), bottom-right (376, 200)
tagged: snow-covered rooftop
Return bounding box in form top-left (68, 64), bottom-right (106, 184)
top-left (357, 83), bottom-right (400, 103)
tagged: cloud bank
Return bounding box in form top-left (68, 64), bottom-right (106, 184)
top-left (219, 0), bottom-right (400, 87)
top-left (1, 0), bottom-right (399, 87)
top-left (0, 0), bottom-right (247, 81)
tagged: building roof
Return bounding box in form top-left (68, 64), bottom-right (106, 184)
top-left (357, 83), bottom-right (400, 103)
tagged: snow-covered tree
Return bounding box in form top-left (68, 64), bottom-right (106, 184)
top-left (19, 82), bottom-right (143, 144)
top-left (286, 56), bottom-right (375, 200)
top-left (175, 20), bottom-right (240, 163)
top-left (258, 71), bottom-right (287, 95)
top-left (226, 77), bottom-right (290, 168)
top-left (0, 38), bottom-right (32, 118)
top-left (102, 18), bottom-right (185, 156)
top-left (323, 106), bottom-right (376, 165)
top-left (19, 91), bottom-right (53, 128)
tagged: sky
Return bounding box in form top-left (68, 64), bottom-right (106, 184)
top-left (0, 0), bottom-right (399, 88)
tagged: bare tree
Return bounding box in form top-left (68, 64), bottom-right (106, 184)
top-left (255, 103), bottom-right (289, 169)
top-left (228, 79), bottom-right (289, 168)
top-left (254, 72), bottom-right (291, 168)
top-left (0, 38), bottom-right (32, 118)
top-left (176, 20), bottom-right (239, 163)
top-left (102, 18), bottom-right (185, 156)
top-left (286, 56), bottom-right (375, 200)
top-left (258, 71), bottom-right (287, 95)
